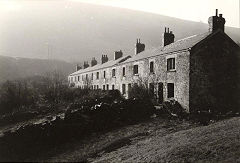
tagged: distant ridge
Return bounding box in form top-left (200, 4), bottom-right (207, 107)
top-left (0, 55), bottom-right (75, 83)
top-left (0, 2), bottom-right (239, 63)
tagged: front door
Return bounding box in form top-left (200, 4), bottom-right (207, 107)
top-left (158, 82), bottom-right (163, 104)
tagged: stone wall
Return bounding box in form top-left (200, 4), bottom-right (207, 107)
top-left (70, 50), bottom-right (191, 112)
top-left (189, 32), bottom-right (240, 113)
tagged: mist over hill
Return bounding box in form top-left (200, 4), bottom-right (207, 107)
top-left (0, 2), bottom-right (239, 82)
top-left (0, 2), bottom-right (239, 63)
top-left (0, 55), bottom-right (75, 83)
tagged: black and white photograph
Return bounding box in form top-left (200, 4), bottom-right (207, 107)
top-left (0, 0), bottom-right (240, 162)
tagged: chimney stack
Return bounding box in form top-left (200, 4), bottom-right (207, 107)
top-left (101, 55), bottom-right (108, 64)
top-left (135, 38), bottom-right (145, 55)
top-left (114, 50), bottom-right (123, 60)
top-left (83, 61), bottom-right (89, 69)
top-left (76, 64), bottom-right (82, 71)
top-left (162, 27), bottom-right (175, 47)
top-left (91, 57), bottom-right (97, 67)
top-left (208, 9), bottom-right (225, 32)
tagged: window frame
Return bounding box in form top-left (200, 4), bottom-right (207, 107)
top-left (150, 61), bottom-right (154, 73)
top-left (167, 58), bottom-right (176, 71)
top-left (103, 70), bottom-right (106, 79)
top-left (112, 68), bottom-right (116, 77)
top-left (96, 72), bottom-right (99, 80)
top-left (122, 67), bottom-right (126, 76)
top-left (133, 64), bottom-right (139, 75)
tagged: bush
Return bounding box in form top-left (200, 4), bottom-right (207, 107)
top-left (128, 84), bottom-right (153, 100)
top-left (161, 99), bottom-right (187, 118)
top-left (0, 80), bottom-right (39, 114)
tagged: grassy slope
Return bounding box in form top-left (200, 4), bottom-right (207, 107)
top-left (92, 117), bottom-right (240, 163)
top-left (44, 118), bottom-right (196, 162)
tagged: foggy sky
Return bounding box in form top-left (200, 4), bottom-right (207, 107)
top-left (0, 0), bottom-right (239, 62)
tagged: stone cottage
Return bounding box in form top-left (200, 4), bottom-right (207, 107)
top-left (68, 10), bottom-right (240, 113)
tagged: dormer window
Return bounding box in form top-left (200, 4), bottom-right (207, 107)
top-left (167, 58), bottom-right (175, 71)
top-left (133, 65), bottom-right (138, 75)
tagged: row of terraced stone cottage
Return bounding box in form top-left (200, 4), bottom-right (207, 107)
top-left (69, 10), bottom-right (240, 113)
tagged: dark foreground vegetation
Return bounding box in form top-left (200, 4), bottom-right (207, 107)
top-left (0, 73), bottom-right (156, 161)
top-left (0, 73), bottom-right (239, 161)
top-left (0, 95), bottom-right (155, 161)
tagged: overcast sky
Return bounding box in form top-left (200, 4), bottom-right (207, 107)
top-left (0, 0), bottom-right (238, 27)
top-left (0, 0), bottom-right (239, 61)
top-left (73, 0), bottom-right (240, 28)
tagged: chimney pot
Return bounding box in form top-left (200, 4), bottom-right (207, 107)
top-left (135, 38), bottom-right (145, 55)
top-left (208, 9), bottom-right (225, 32)
top-left (162, 28), bottom-right (175, 47)
top-left (114, 50), bottom-right (123, 60)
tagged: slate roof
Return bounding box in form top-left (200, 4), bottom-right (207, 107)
top-left (122, 31), bottom-right (211, 64)
top-left (69, 31), bottom-right (212, 76)
top-left (70, 55), bottom-right (131, 76)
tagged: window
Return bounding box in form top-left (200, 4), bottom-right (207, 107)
top-left (86, 74), bottom-right (88, 80)
top-left (122, 84), bottom-right (126, 94)
top-left (78, 76), bottom-right (80, 81)
top-left (97, 85), bottom-right (99, 89)
top-left (133, 65), bottom-right (138, 75)
top-left (107, 84), bottom-right (109, 90)
top-left (103, 85), bottom-right (105, 90)
top-left (150, 61), bottom-right (154, 73)
top-left (103, 71), bottom-right (106, 78)
top-left (112, 69), bottom-right (116, 77)
top-left (167, 83), bottom-right (174, 98)
top-left (94, 85), bottom-right (96, 90)
top-left (91, 73), bottom-right (93, 80)
top-left (112, 84), bottom-right (115, 90)
top-left (96, 72), bottom-right (99, 79)
top-left (167, 58), bottom-right (175, 71)
top-left (122, 67), bottom-right (126, 76)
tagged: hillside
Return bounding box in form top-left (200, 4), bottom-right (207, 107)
top-left (0, 2), bottom-right (239, 62)
top-left (45, 117), bottom-right (240, 162)
top-left (0, 55), bottom-right (75, 83)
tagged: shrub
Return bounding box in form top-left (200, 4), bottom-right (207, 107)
top-left (162, 99), bottom-right (187, 118)
top-left (128, 83), bottom-right (152, 100)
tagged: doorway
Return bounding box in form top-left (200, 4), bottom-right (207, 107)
top-left (158, 82), bottom-right (163, 104)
